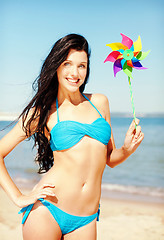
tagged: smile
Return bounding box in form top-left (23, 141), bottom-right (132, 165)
top-left (66, 78), bottom-right (80, 84)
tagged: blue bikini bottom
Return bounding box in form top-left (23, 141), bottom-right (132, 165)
top-left (18, 198), bottom-right (100, 235)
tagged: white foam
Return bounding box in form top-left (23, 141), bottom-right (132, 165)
top-left (101, 183), bottom-right (164, 198)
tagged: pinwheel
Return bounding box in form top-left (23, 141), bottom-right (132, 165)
top-left (104, 33), bottom-right (150, 127)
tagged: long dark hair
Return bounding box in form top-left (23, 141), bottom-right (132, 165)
top-left (19, 33), bottom-right (91, 174)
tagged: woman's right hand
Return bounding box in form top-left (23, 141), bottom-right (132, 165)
top-left (15, 183), bottom-right (55, 208)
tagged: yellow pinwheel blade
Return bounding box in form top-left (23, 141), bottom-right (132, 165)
top-left (106, 42), bottom-right (128, 51)
top-left (133, 36), bottom-right (142, 52)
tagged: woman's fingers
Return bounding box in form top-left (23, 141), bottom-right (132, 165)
top-left (40, 188), bottom-right (55, 197)
top-left (33, 183), bottom-right (56, 199)
top-left (37, 195), bottom-right (47, 199)
top-left (135, 132), bottom-right (144, 144)
top-left (135, 118), bottom-right (140, 126)
top-left (134, 125), bottom-right (141, 139)
top-left (127, 118), bottom-right (140, 135)
top-left (36, 189), bottom-right (55, 200)
top-left (41, 183), bottom-right (55, 189)
top-left (42, 189), bottom-right (55, 195)
top-left (17, 184), bottom-right (56, 207)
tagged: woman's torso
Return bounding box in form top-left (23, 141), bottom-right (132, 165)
top-left (35, 93), bottom-right (110, 216)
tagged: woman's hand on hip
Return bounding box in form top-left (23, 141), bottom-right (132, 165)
top-left (15, 183), bottom-right (55, 208)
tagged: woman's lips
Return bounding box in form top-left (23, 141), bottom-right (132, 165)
top-left (66, 78), bottom-right (80, 84)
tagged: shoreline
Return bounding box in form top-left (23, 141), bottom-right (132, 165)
top-left (1, 113), bottom-right (164, 122)
top-left (101, 188), bottom-right (164, 204)
top-left (0, 187), bottom-right (164, 240)
top-left (0, 115), bottom-right (19, 121)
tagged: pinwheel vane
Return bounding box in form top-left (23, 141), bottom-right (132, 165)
top-left (104, 33), bottom-right (150, 127)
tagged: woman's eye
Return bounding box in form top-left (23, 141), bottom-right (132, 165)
top-left (64, 62), bottom-right (70, 66)
top-left (79, 64), bottom-right (85, 68)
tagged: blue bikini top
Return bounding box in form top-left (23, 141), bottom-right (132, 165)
top-left (50, 93), bottom-right (111, 151)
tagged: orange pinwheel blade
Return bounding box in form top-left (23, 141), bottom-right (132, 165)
top-left (127, 60), bottom-right (134, 67)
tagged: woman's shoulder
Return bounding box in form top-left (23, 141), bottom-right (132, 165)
top-left (84, 93), bottom-right (110, 117)
top-left (84, 93), bottom-right (109, 106)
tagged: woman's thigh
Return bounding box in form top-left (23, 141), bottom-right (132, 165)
top-left (22, 201), bottom-right (62, 240)
top-left (62, 218), bottom-right (97, 240)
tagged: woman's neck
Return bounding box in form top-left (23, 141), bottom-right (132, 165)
top-left (57, 87), bottom-right (83, 106)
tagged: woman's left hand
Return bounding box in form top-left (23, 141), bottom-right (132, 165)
top-left (123, 118), bottom-right (144, 156)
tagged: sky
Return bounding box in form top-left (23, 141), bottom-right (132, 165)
top-left (0, 0), bottom-right (164, 114)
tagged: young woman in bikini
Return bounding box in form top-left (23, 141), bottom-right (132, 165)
top-left (0, 34), bottom-right (144, 240)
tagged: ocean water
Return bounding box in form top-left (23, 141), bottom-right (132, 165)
top-left (102, 117), bottom-right (164, 202)
top-left (0, 117), bottom-right (164, 202)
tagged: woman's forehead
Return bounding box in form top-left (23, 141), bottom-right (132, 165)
top-left (66, 49), bottom-right (88, 62)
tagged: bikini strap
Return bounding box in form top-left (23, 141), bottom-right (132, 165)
top-left (56, 97), bottom-right (60, 122)
top-left (82, 93), bottom-right (103, 118)
top-left (18, 203), bottom-right (34, 224)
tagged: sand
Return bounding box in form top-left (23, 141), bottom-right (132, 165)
top-left (97, 198), bottom-right (164, 240)
top-left (0, 188), bottom-right (164, 240)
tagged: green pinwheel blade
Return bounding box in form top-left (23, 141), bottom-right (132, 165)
top-left (123, 63), bottom-right (133, 78)
top-left (136, 50), bottom-right (150, 60)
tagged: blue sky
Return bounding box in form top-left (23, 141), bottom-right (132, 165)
top-left (0, 0), bottom-right (164, 114)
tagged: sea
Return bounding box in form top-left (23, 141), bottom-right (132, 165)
top-left (0, 117), bottom-right (164, 203)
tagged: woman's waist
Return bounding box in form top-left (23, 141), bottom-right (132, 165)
top-left (38, 171), bottom-right (101, 215)
top-left (40, 163), bottom-right (103, 195)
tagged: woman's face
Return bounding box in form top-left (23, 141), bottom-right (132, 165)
top-left (57, 49), bottom-right (88, 93)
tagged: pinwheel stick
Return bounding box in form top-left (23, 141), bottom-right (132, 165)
top-left (128, 77), bottom-right (137, 129)
top-left (104, 34), bottom-right (150, 129)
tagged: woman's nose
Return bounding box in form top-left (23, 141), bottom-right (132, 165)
top-left (71, 66), bottom-right (78, 77)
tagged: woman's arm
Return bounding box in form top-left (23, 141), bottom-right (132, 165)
top-left (0, 119), bottom-right (27, 203)
top-left (107, 119), bottom-right (144, 168)
top-left (100, 94), bottom-right (144, 168)
top-left (0, 117), bottom-right (55, 208)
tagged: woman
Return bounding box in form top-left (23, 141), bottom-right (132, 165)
top-left (0, 34), bottom-right (144, 240)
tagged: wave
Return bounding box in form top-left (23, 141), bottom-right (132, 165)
top-left (0, 115), bottom-right (18, 121)
top-left (13, 176), bottom-right (40, 189)
top-left (101, 183), bottom-right (164, 200)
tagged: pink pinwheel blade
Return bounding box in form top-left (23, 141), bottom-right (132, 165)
top-left (114, 59), bottom-right (122, 77)
top-left (133, 61), bottom-right (147, 70)
top-left (120, 33), bottom-right (133, 49)
top-left (104, 51), bottom-right (120, 63)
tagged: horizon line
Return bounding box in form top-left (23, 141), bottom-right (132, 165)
top-left (0, 112), bottom-right (164, 121)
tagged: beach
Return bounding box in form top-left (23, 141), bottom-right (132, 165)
top-left (98, 198), bottom-right (164, 240)
top-left (0, 187), bottom-right (164, 240)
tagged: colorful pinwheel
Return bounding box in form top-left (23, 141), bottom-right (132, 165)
top-left (104, 33), bottom-right (150, 127)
